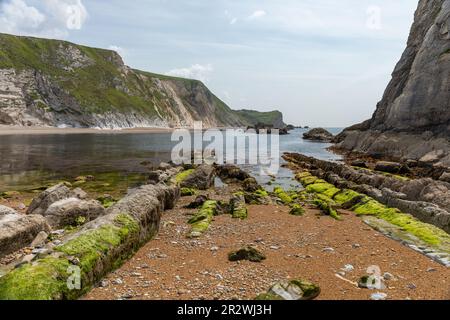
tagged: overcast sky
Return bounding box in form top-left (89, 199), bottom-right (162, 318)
top-left (0, 0), bottom-right (419, 127)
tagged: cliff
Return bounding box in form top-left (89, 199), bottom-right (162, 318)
top-left (235, 109), bottom-right (286, 128)
top-left (335, 0), bottom-right (450, 166)
top-left (0, 33), bottom-right (278, 129)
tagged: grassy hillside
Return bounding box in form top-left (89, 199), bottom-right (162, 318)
top-left (235, 109), bottom-right (286, 127)
top-left (0, 33), bottom-right (284, 128)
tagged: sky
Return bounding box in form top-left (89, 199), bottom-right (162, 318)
top-left (0, 0), bottom-right (419, 127)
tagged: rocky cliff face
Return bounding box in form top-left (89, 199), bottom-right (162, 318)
top-left (0, 33), bottom-right (274, 129)
top-left (336, 0), bottom-right (450, 166)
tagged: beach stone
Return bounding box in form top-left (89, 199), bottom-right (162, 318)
top-left (30, 231), bottom-right (49, 248)
top-left (257, 280), bottom-right (321, 301)
top-left (371, 293), bottom-right (388, 301)
top-left (43, 198), bottom-right (105, 228)
top-left (228, 246), bottom-right (266, 263)
top-left (0, 214), bottom-right (50, 258)
top-left (181, 165), bottom-right (215, 190)
top-left (27, 183), bottom-right (75, 216)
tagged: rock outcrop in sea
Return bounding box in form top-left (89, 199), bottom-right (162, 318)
top-left (335, 0), bottom-right (450, 167)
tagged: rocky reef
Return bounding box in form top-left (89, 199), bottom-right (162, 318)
top-left (335, 0), bottom-right (450, 167)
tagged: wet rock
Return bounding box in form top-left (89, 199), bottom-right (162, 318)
top-left (228, 246), bottom-right (266, 263)
top-left (186, 195), bottom-right (209, 209)
top-left (257, 280), bottom-right (320, 301)
top-left (27, 183), bottom-right (75, 216)
top-left (374, 161), bottom-right (402, 174)
top-left (30, 231), bottom-right (49, 248)
top-left (43, 198), bottom-right (105, 228)
top-left (181, 165), bottom-right (215, 190)
top-left (215, 164), bottom-right (251, 183)
top-left (303, 128), bottom-right (334, 142)
top-left (0, 214), bottom-right (50, 258)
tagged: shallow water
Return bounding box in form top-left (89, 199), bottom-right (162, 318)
top-left (0, 128), bottom-right (342, 192)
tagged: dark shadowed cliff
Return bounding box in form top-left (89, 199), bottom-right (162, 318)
top-left (336, 0), bottom-right (450, 166)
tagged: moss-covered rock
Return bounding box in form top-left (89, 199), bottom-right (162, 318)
top-left (228, 246), bottom-right (266, 263)
top-left (273, 187), bottom-right (294, 205)
top-left (180, 188), bottom-right (197, 197)
top-left (289, 204), bottom-right (305, 216)
top-left (230, 193), bottom-right (248, 220)
top-left (175, 169), bottom-right (195, 184)
top-left (313, 195), bottom-right (341, 220)
top-left (188, 200), bottom-right (217, 238)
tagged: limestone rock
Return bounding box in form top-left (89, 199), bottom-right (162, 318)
top-left (0, 205), bottom-right (17, 216)
top-left (0, 214), bottom-right (50, 258)
top-left (43, 198), bottom-right (105, 228)
top-left (335, 0), bottom-right (450, 167)
top-left (180, 165), bottom-right (215, 190)
top-left (27, 183), bottom-right (75, 216)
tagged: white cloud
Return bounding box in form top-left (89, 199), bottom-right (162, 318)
top-left (108, 45), bottom-right (126, 58)
top-left (0, 0), bottom-right (45, 33)
top-left (166, 64), bottom-right (213, 83)
top-left (230, 17), bottom-right (237, 25)
top-left (0, 0), bottom-right (88, 38)
top-left (248, 10), bottom-right (266, 20)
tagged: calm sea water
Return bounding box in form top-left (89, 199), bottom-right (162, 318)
top-left (0, 128), bottom-right (342, 192)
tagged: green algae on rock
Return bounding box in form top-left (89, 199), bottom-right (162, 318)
top-left (289, 204), bottom-right (305, 216)
top-left (230, 193), bottom-right (248, 220)
top-left (180, 188), bottom-right (197, 197)
top-left (187, 200), bottom-right (218, 238)
top-left (175, 169), bottom-right (195, 184)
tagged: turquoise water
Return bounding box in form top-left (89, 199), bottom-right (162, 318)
top-left (0, 128), bottom-right (342, 192)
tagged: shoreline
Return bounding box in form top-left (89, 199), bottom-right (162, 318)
top-left (0, 126), bottom-right (175, 135)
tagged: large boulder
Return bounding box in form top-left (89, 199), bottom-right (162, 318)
top-left (180, 165), bottom-right (215, 190)
top-left (0, 212), bottom-right (50, 258)
top-left (27, 183), bottom-right (75, 216)
top-left (303, 128), bottom-right (334, 142)
top-left (43, 198), bottom-right (105, 228)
